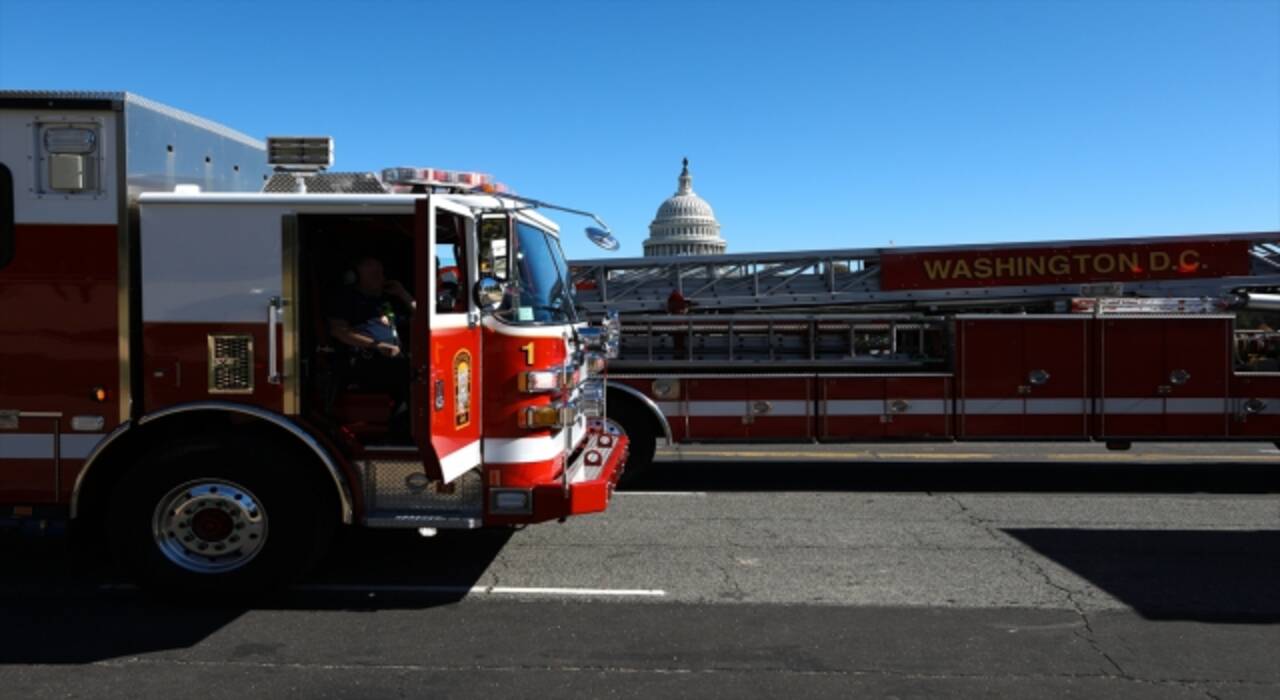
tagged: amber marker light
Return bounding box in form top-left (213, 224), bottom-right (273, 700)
top-left (92, 386), bottom-right (108, 402)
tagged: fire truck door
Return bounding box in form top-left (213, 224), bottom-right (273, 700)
top-left (1100, 317), bottom-right (1229, 438)
top-left (411, 197), bottom-right (482, 483)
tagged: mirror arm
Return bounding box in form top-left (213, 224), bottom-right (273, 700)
top-left (483, 192), bottom-right (613, 234)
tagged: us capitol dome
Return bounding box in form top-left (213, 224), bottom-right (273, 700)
top-left (642, 158), bottom-right (727, 257)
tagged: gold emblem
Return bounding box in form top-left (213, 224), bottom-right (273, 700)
top-left (453, 349), bottom-right (472, 428)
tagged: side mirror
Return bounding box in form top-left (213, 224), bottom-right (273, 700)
top-left (586, 226), bottom-right (620, 251)
top-left (473, 277), bottom-right (505, 312)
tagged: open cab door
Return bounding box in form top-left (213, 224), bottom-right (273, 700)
top-left (411, 196), bottom-right (482, 483)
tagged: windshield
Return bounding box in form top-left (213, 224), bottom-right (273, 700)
top-left (486, 219), bottom-right (576, 325)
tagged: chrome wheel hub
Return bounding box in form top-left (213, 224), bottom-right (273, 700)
top-left (151, 480), bottom-right (267, 574)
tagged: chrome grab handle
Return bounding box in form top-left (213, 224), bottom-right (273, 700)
top-left (268, 296), bottom-right (283, 385)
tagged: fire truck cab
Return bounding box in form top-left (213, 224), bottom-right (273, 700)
top-left (0, 91), bottom-right (627, 591)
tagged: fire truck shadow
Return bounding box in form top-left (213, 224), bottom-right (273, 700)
top-left (1004, 528), bottom-right (1280, 623)
top-left (626, 460), bottom-right (1280, 494)
top-left (294, 527), bottom-right (516, 606)
top-left (0, 528), bottom-right (513, 664)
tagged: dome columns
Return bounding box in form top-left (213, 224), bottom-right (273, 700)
top-left (643, 158), bottom-right (727, 258)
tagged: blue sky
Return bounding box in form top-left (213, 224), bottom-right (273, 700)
top-left (2, 0), bottom-right (1277, 259)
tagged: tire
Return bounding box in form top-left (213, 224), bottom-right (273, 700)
top-left (107, 434), bottom-right (336, 596)
top-left (611, 401), bottom-right (657, 486)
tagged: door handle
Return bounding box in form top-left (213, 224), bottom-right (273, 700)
top-left (267, 297), bottom-right (284, 385)
top-left (751, 400), bottom-right (772, 416)
top-left (1156, 385), bottom-right (1172, 395)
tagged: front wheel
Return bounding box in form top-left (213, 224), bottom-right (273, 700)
top-left (108, 436), bottom-right (335, 595)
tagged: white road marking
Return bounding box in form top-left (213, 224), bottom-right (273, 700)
top-left (615, 491), bottom-right (708, 496)
top-left (95, 583), bottom-right (667, 597)
top-left (291, 584), bottom-right (667, 597)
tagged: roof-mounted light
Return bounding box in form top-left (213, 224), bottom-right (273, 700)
top-left (380, 166), bottom-right (508, 193)
top-left (267, 136), bottom-right (333, 172)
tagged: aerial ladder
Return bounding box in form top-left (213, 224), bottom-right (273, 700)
top-left (571, 230), bottom-right (1280, 317)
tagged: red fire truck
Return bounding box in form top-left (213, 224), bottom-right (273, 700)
top-left (572, 231), bottom-right (1280, 472)
top-left (0, 91), bottom-right (627, 591)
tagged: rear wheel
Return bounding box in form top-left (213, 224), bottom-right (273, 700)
top-left (611, 401), bottom-right (658, 486)
top-left (108, 436), bottom-right (335, 595)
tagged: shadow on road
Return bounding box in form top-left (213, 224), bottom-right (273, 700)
top-left (1005, 528), bottom-right (1280, 623)
top-left (0, 527), bottom-right (512, 664)
top-left (623, 460), bottom-right (1280, 494)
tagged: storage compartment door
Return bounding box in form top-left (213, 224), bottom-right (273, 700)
top-left (1019, 319), bottom-right (1089, 439)
top-left (685, 377), bottom-right (749, 440)
top-left (1100, 318), bottom-right (1166, 437)
top-left (883, 376), bottom-right (951, 439)
top-left (819, 377), bottom-right (885, 441)
top-left (1161, 318), bottom-right (1228, 437)
top-left (958, 320), bottom-right (1025, 437)
top-left (746, 376), bottom-right (813, 440)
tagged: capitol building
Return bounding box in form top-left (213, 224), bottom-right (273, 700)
top-left (642, 158), bottom-right (727, 257)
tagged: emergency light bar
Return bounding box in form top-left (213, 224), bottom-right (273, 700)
top-left (381, 167), bottom-right (508, 193)
top-left (267, 136), bottom-right (333, 171)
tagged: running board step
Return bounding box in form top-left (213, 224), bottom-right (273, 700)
top-left (364, 513), bottom-right (482, 530)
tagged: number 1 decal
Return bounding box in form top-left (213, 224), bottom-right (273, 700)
top-left (520, 342), bottom-right (535, 366)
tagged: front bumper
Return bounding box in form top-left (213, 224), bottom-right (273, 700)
top-left (531, 417), bottom-right (628, 521)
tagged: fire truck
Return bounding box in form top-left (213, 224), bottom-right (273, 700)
top-left (0, 91), bottom-right (627, 591)
top-left (571, 230), bottom-right (1280, 472)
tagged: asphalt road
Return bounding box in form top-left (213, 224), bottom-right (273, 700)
top-left (2, 442), bottom-right (1279, 698)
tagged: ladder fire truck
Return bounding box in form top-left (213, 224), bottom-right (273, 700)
top-left (571, 230), bottom-right (1280, 471)
top-left (0, 91), bottom-right (627, 591)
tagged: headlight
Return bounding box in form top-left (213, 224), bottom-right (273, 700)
top-left (584, 352), bottom-right (607, 375)
top-left (518, 370), bottom-right (562, 393)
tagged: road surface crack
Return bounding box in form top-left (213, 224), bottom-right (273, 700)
top-left (940, 494), bottom-right (1128, 678)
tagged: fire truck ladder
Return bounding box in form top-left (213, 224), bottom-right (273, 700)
top-left (572, 232), bottom-right (1280, 316)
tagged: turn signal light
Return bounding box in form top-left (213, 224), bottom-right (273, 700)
top-left (92, 386), bottom-right (108, 403)
top-left (520, 405), bottom-right (573, 429)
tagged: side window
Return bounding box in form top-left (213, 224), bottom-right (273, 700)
top-left (0, 163), bottom-right (12, 270)
top-left (478, 217), bottom-right (509, 281)
top-left (434, 213), bottom-right (468, 315)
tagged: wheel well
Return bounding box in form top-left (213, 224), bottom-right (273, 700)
top-left (74, 408), bottom-right (353, 542)
top-left (607, 385), bottom-right (670, 443)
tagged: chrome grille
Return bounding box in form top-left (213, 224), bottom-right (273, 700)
top-left (208, 334), bottom-right (254, 394)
